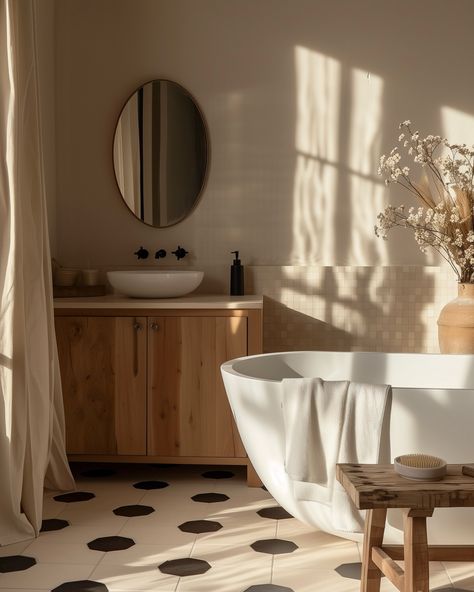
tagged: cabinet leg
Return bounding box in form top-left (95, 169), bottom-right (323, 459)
top-left (361, 508), bottom-right (387, 592)
top-left (247, 461), bottom-right (262, 487)
top-left (403, 509), bottom-right (431, 592)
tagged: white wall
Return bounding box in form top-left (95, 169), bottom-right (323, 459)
top-left (54, 0), bottom-right (474, 271)
top-left (52, 0), bottom-right (474, 352)
top-left (36, 0), bottom-right (56, 256)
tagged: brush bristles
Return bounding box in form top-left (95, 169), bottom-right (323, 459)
top-left (397, 454), bottom-right (445, 468)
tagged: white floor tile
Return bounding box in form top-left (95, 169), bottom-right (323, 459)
top-left (118, 521), bottom-right (198, 546)
top-left (41, 496), bottom-right (67, 519)
top-left (99, 542), bottom-right (194, 567)
top-left (0, 562), bottom-right (95, 589)
top-left (0, 540), bottom-right (33, 557)
top-left (24, 539), bottom-right (105, 565)
top-left (90, 563), bottom-right (179, 591)
top-left (36, 524), bottom-right (125, 543)
top-left (272, 538), bottom-right (361, 571)
top-left (175, 563), bottom-right (272, 592)
top-left (193, 516), bottom-right (277, 545)
top-left (443, 561), bottom-right (474, 589)
top-left (272, 567), bottom-right (360, 592)
top-left (10, 464), bottom-right (452, 592)
top-left (190, 541), bottom-right (274, 568)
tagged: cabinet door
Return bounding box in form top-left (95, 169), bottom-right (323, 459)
top-left (55, 316), bottom-right (147, 455)
top-left (148, 316), bottom-right (247, 457)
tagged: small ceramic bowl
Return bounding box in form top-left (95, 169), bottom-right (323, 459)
top-left (81, 269), bottom-right (100, 286)
top-left (394, 454), bottom-right (447, 481)
top-left (54, 268), bottom-right (79, 287)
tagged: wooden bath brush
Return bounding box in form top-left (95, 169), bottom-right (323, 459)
top-left (394, 454), bottom-right (447, 481)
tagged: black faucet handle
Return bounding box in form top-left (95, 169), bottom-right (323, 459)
top-left (155, 249), bottom-right (167, 259)
top-left (172, 246), bottom-right (189, 260)
top-left (134, 246), bottom-right (149, 260)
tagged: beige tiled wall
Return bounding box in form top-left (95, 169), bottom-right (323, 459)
top-left (248, 265), bottom-right (457, 354)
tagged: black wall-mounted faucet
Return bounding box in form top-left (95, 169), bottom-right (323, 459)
top-left (172, 246), bottom-right (189, 260)
top-left (155, 249), bottom-right (167, 259)
top-left (134, 246), bottom-right (149, 260)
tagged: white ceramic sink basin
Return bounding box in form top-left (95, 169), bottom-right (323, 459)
top-left (107, 270), bottom-right (204, 298)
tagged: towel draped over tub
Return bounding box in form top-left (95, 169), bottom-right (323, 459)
top-left (282, 378), bottom-right (392, 533)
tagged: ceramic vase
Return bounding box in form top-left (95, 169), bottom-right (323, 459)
top-left (438, 283), bottom-right (474, 353)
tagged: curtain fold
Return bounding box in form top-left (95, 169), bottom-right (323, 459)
top-left (0, 0), bottom-right (75, 546)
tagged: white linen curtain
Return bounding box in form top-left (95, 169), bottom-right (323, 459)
top-left (0, 0), bottom-right (75, 545)
top-left (113, 93), bottom-right (141, 214)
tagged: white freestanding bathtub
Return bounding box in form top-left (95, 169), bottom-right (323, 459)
top-left (221, 351), bottom-right (474, 544)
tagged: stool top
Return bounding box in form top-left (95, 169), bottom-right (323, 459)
top-left (336, 464), bottom-right (474, 510)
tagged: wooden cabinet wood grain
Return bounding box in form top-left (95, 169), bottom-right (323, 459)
top-left (55, 307), bottom-right (262, 475)
top-left (55, 316), bottom-right (147, 455)
top-left (147, 316), bottom-right (247, 457)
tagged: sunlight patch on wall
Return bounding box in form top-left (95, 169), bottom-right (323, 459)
top-left (348, 68), bottom-right (387, 265)
top-left (291, 46), bottom-right (340, 265)
top-left (441, 106), bottom-right (474, 145)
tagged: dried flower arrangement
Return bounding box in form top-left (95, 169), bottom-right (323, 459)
top-left (375, 121), bottom-right (474, 283)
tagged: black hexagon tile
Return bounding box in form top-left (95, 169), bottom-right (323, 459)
top-left (201, 470), bottom-right (235, 479)
top-left (0, 555), bottom-right (36, 572)
top-left (244, 586), bottom-right (294, 592)
top-left (40, 518), bottom-right (70, 532)
top-left (87, 536), bottom-right (135, 552)
top-left (335, 562), bottom-right (362, 580)
top-left (159, 558), bottom-right (211, 576)
top-left (52, 581), bottom-right (109, 592)
top-left (53, 491), bottom-right (95, 503)
top-left (250, 539), bottom-right (298, 554)
top-left (257, 506), bottom-right (293, 520)
top-left (178, 519), bottom-right (223, 533)
top-left (133, 480), bottom-right (169, 490)
top-left (80, 468), bottom-right (117, 478)
top-left (191, 492), bottom-right (229, 503)
top-left (113, 504), bottom-right (155, 517)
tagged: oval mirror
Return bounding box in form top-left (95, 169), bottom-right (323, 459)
top-left (113, 80), bottom-right (208, 227)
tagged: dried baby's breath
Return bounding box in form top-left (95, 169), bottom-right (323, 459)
top-left (376, 122), bottom-right (474, 282)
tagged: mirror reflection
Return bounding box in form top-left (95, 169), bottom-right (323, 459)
top-left (113, 80), bottom-right (208, 227)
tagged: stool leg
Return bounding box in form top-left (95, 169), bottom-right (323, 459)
top-left (403, 510), bottom-right (430, 592)
top-left (361, 508), bottom-right (387, 592)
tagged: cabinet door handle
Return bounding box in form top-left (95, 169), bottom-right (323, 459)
top-left (133, 322), bottom-right (143, 331)
top-left (150, 322), bottom-right (160, 331)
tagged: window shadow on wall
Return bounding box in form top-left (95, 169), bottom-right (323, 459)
top-left (259, 265), bottom-right (435, 353)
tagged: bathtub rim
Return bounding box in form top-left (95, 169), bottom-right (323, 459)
top-left (221, 350), bottom-right (474, 390)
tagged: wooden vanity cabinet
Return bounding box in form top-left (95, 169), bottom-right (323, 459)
top-left (55, 316), bottom-right (147, 455)
top-left (54, 306), bottom-right (262, 480)
top-left (147, 315), bottom-right (247, 457)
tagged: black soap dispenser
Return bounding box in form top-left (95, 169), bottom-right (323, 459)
top-left (230, 251), bottom-right (244, 296)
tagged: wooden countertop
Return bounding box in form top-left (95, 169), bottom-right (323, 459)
top-left (54, 294), bottom-right (263, 310)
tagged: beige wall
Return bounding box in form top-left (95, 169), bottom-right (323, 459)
top-left (53, 0), bottom-right (474, 352)
top-left (36, 0), bottom-right (56, 255)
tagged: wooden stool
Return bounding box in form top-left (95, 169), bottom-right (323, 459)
top-left (337, 463), bottom-right (474, 592)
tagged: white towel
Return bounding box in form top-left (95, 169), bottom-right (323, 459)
top-left (282, 377), bottom-right (392, 533)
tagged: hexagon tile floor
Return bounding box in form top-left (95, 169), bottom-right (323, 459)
top-left (0, 464), bottom-right (472, 591)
